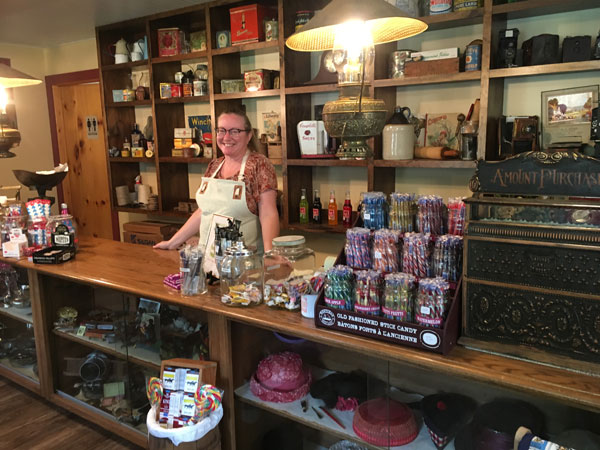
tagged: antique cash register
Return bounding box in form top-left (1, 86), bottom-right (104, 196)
top-left (462, 151), bottom-right (600, 370)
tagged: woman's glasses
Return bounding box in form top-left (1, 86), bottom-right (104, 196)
top-left (216, 127), bottom-right (249, 137)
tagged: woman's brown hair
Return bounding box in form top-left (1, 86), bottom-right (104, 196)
top-left (217, 106), bottom-right (260, 152)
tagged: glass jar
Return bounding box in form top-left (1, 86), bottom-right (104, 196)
top-left (1, 214), bottom-right (27, 244)
top-left (220, 241), bottom-right (263, 307)
top-left (27, 218), bottom-right (49, 249)
top-left (45, 214), bottom-right (78, 250)
top-left (263, 236), bottom-right (315, 311)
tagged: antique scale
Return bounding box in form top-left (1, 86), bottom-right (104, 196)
top-left (462, 151), bottom-right (600, 370)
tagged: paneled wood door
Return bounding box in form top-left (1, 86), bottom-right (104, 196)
top-left (52, 83), bottom-right (112, 239)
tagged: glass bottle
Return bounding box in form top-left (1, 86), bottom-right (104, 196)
top-left (299, 188), bottom-right (309, 224)
top-left (342, 191), bottom-right (353, 228)
top-left (311, 189), bottom-right (322, 224)
top-left (122, 137), bottom-right (131, 157)
top-left (328, 190), bottom-right (338, 226)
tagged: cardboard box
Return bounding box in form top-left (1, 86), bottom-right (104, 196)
top-left (32, 246), bottom-right (76, 264)
top-left (174, 128), bottom-right (196, 139)
top-left (123, 231), bottom-right (165, 246)
top-left (229, 4), bottom-right (273, 45)
top-left (158, 28), bottom-right (181, 56)
top-left (174, 138), bottom-right (193, 148)
top-left (244, 69), bottom-right (276, 91)
top-left (123, 221), bottom-right (178, 235)
top-left (404, 57), bottom-right (459, 77)
top-left (411, 47), bottom-right (459, 61)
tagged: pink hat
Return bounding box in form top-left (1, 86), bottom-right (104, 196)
top-left (353, 397), bottom-right (418, 446)
top-left (250, 351), bottom-right (312, 403)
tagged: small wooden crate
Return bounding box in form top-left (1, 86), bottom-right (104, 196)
top-left (267, 144), bottom-right (282, 164)
top-left (405, 57), bottom-right (460, 77)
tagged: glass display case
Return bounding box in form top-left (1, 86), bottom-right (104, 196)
top-left (0, 264), bottom-right (38, 384)
top-left (40, 274), bottom-right (209, 437)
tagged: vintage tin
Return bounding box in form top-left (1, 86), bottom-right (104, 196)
top-left (216, 30), bottom-right (231, 48)
top-left (220, 79), bottom-right (245, 94)
top-left (244, 69), bottom-right (274, 92)
top-left (230, 4), bottom-right (273, 45)
top-left (465, 43), bottom-right (482, 71)
top-left (159, 83), bottom-right (171, 99)
top-left (453, 0), bottom-right (481, 11)
top-left (429, 0), bottom-right (452, 14)
top-left (295, 11), bottom-right (313, 32)
top-left (265, 20), bottom-right (278, 41)
top-left (193, 80), bottom-right (208, 96)
top-left (171, 83), bottom-right (182, 98)
top-left (157, 28), bottom-right (181, 57)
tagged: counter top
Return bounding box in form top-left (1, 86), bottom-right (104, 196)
top-left (3, 237), bottom-right (600, 412)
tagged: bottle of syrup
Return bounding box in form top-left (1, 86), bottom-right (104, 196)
top-left (312, 189), bottom-right (322, 224)
top-left (342, 191), bottom-right (352, 228)
top-left (299, 188), bottom-right (309, 224)
top-left (328, 190), bottom-right (338, 226)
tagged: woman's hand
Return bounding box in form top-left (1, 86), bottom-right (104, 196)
top-left (153, 240), bottom-right (174, 250)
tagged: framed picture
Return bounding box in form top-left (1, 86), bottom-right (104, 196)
top-left (541, 85), bottom-right (598, 149)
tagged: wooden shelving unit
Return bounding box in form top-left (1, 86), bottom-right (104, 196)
top-left (96, 0), bottom-right (600, 228)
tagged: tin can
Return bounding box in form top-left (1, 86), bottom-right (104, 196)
top-left (465, 43), bottom-right (482, 71)
top-left (389, 50), bottom-right (413, 78)
top-left (430, 0), bottom-right (452, 15)
top-left (295, 11), bottom-right (313, 32)
top-left (453, 0), bottom-right (481, 11)
top-left (193, 80), bottom-right (208, 96)
top-left (171, 83), bottom-right (182, 97)
top-left (265, 20), bottom-right (278, 41)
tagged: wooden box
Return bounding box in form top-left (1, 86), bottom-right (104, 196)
top-left (267, 144), bottom-right (282, 164)
top-left (404, 57), bottom-right (460, 77)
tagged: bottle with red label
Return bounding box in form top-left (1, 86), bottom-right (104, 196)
top-left (328, 190), bottom-right (338, 226)
top-left (312, 189), bottom-right (322, 224)
top-left (299, 188), bottom-right (309, 224)
top-left (342, 191), bottom-right (352, 228)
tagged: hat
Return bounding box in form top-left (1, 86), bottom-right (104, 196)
top-left (250, 351), bottom-right (312, 403)
top-left (421, 393), bottom-right (477, 449)
top-left (454, 399), bottom-right (544, 450)
top-left (352, 397), bottom-right (418, 446)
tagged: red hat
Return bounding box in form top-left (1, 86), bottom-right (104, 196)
top-left (353, 397), bottom-right (418, 446)
top-left (250, 352), bottom-right (312, 403)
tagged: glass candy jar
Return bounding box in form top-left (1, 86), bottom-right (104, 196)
top-left (263, 236), bottom-right (315, 311)
top-left (220, 241), bottom-right (263, 306)
top-left (45, 214), bottom-right (78, 250)
top-left (27, 218), bottom-right (49, 249)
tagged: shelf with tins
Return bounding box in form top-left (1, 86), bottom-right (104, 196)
top-left (96, 0), bottom-right (600, 230)
top-left (109, 157), bottom-right (155, 163)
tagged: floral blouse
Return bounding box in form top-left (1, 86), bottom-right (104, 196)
top-left (204, 152), bottom-right (277, 216)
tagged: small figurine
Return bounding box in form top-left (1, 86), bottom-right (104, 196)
top-left (54, 306), bottom-right (78, 328)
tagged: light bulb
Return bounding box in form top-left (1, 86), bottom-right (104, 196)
top-left (332, 20), bottom-right (375, 85)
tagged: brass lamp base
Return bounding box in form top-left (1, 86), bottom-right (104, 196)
top-left (335, 138), bottom-right (372, 160)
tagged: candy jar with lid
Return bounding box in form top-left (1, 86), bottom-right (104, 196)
top-left (263, 236), bottom-right (315, 311)
top-left (220, 240), bottom-right (263, 307)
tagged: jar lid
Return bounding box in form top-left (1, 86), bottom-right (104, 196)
top-left (225, 240), bottom-right (255, 257)
top-left (272, 235), bottom-right (305, 247)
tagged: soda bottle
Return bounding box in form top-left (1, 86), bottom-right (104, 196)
top-left (328, 190), bottom-right (338, 226)
top-left (299, 188), bottom-right (309, 224)
top-left (312, 189), bottom-right (322, 224)
top-left (342, 191), bottom-right (352, 228)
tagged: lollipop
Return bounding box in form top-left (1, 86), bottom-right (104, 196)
top-left (146, 377), bottom-right (163, 406)
top-left (193, 384), bottom-right (223, 423)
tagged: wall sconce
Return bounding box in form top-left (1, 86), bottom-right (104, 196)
top-left (0, 62), bottom-right (42, 158)
top-left (286, 0), bottom-right (427, 159)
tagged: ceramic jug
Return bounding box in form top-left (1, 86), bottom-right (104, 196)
top-left (114, 38), bottom-right (129, 63)
top-left (382, 106), bottom-right (415, 160)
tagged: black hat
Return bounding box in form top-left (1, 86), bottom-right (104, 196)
top-left (421, 393), bottom-right (477, 450)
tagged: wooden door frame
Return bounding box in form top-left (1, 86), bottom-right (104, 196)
top-left (45, 69), bottom-right (119, 240)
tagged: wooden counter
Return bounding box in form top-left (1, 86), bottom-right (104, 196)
top-left (2, 237), bottom-right (600, 448)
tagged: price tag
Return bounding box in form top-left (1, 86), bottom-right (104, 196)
top-left (76, 325), bottom-right (87, 336)
top-left (374, 250), bottom-right (382, 259)
top-left (363, 213), bottom-right (371, 220)
top-left (420, 306), bottom-right (431, 315)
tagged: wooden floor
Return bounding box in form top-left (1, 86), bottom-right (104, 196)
top-left (0, 377), bottom-right (142, 450)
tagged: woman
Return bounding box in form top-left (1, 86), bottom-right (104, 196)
top-left (153, 108), bottom-right (279, 256)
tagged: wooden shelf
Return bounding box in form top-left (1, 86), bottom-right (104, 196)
top-left (109, 157), bottom-right (154, 163)
top-left (154, 95), bottom-right (210, 104)
top-left (214, 89), bottom-right (280, 100)
top-left (151, 50), bottom-right (208, 64)
top-left (235, 382), bottom-right (449, 450)
top-left (419, 7), bottom-right (484, 31)
top-left (285, 84), bottom-right (338, 95)
top-left (286, 159), bottom-right (368, 167)
top-left (0, 359), bottom-right (39, 389)
top-left (492, 0), bottom-right (600, 19)
top-left (106, 100), bottom-right (151, 108)
top-left (287, 222), bottom-right (349, 234)
top-left (490, 60), bottom-right (600, 79)
top-left (211, 40), bottom-right (279, 56)
top-left (0, 304), bottom-right (33, 324)
top-left (159, 156), bottom-right (213, 163)
top-left (374, 71), bottom-right (481, 88)
top-left (53, 328), bottom-right (161, 370)
top-left (101, 60), bottom-right (149, 71)
top-left (114, 206), bottom-right (154, 215)
top-left (374, 159), bottom-right (477, 169)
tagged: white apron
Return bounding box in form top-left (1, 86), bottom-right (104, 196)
top-left (196, 152), bottom-right (262, 274)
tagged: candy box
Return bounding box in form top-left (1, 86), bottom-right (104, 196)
top-left (229, 4), bottom-right (274, 45)
top-left (244, 69), bottom-right (277, 91)
top-left (32, 246), bottom-right (76, 264)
